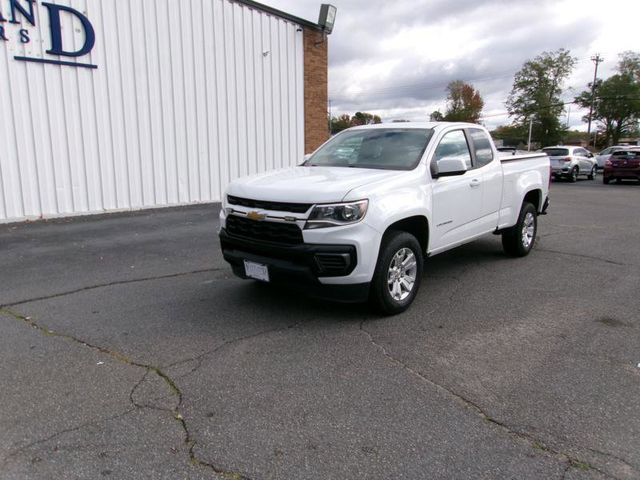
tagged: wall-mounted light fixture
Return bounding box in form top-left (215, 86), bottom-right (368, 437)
top-left (318, 4), bottom-right (337, 34)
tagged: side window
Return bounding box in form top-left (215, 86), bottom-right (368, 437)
top-left (433, 130), bottom-right (472, 170)
top-left (469, 129), bottom-right (494, 168)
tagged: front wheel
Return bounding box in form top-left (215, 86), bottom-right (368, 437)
top-left (588, 166), bottom-right (596, 180)
top-left (370, 231), bottom-right (423, 315)
top-left (502, 202), bottom-right (537, 257)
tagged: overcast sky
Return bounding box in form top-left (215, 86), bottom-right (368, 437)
top-left (264, 0), bottom-right (638, 130)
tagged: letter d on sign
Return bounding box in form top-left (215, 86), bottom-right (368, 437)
top-left (42, 2), bottom-right (95, 57)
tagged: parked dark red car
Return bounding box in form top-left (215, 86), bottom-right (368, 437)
top-left (603, 149), bottom-right (640, 184)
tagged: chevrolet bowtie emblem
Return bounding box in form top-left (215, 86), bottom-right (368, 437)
top-left (247, 211), bottom-right (266, 221)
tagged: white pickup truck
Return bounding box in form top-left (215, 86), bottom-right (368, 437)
top-left (219, 123), bottom-right (550, 314)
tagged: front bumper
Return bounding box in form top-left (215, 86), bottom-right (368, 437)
top-left (219, 229), bottom-right (370, 303)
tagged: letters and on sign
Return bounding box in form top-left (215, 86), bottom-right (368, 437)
top-left (0, 0), bottom-right (97, 68)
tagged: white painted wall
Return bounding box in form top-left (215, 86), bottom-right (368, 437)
top-left (0, 0), bottom-right (305, 222)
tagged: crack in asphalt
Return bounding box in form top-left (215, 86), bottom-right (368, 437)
top-left (586, 448), bottom-right (638, 476)
top-left (165, 321), bottom-right (304, 381)
top-left (0, 307), bottom-right (253, 480)
top-left (536, 248), bottom-right (629, 267)
top-left (0, 267), bottom-right (228, 309)
top-left (358, 322), bottom-right (628, 480)
top-left (1, 408), bottom-right (137, 467)
top-left (129, 369), bottom-right (179, 413)
top-left (560, 462), bottom-right (574, 480)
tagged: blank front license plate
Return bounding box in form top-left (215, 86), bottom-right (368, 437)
top-left (244, 260), bottom-right (270, 282)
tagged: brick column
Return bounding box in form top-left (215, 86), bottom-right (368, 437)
top-left (303, 29), bottom-right (329, 153)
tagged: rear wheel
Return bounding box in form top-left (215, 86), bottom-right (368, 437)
top-left (569, 167), bottom-right (579, 183)
top-left (588, 165), bottom-right (596, 180)
top-left (370, 231), bottom-right (423, 315)
top-left (502, 202), bottom-right (537, 257)
top-left (603, 177), bottom-right (610, 184)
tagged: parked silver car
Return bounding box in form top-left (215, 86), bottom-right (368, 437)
top-left (596, 146), bottom-right (631, 169)
top-left (543, 146), bottom-right (597, 182)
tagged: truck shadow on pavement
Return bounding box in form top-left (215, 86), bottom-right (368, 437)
top-left (210, 236), bottom-right (515, 324)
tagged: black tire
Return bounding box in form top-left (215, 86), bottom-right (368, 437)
top-left (616, 178), bottom-right (623, 184)
top-left (588, 166), bottom-right (596, 180)
top-left (369, 231), bottom-right (423, 315)
top-left (502, 202), bottom-right (537, 257)
top-left (603, 177), bottom-right (610, 185)
top-left (568, 167), bottom-right (578, 183)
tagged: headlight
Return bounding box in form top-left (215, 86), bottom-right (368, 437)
top-left (305, 200), bottom-right (369, 229)
top-left (221, 194), bottom-right (231, 214)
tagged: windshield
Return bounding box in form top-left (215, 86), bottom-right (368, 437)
top-left (306, 129), bottom-right (434, 170)
top-left (543, 148), bottom-right (569, 157)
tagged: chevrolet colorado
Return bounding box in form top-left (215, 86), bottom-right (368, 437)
top-left (219, 123), bottom-right (550, 314)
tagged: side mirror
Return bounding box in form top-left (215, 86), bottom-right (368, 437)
top-left (435, 157), bottom-right (468, 177)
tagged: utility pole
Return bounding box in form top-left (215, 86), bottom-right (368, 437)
top-left (527, 117), bottom-right (533, 151)
top-left (587, 54), bottom-right (603, 147)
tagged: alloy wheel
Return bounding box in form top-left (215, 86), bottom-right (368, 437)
top-left (387, 248), bottom-right (418, 302)
top-left (521, 212), bottom-right (535, 249)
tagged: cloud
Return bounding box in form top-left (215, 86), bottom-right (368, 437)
top-left (264, 0), bottom-right (637, 129)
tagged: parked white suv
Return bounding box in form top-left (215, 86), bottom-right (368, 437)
top-left (220, 123), bottom-right (550, 314)
top-left (543, 146), bottom-right (597, 182)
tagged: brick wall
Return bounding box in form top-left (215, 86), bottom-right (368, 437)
top-left (303, 29), bottom-right (329, 153)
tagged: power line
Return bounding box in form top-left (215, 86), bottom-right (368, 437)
top-left (480, 94), bottom-right (640, 120)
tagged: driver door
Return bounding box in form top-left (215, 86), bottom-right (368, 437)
top-left (430, 130), bottom-right (484, 252)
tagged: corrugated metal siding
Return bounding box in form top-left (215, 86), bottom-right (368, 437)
top-left (0, 0), bottom-right (305, 222)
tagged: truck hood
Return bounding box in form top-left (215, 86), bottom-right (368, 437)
top-left (226, 166), bottom-right (405, 204)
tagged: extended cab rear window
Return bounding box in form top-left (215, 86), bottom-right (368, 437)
top-left (306, 129), bottom-right (434, 170)
top-left (543, 148), bottom-right (569, 157)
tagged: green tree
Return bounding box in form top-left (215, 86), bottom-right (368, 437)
top-left (443, 80), bottom-right (484, 123)
top-left (506, 49), bottom-right (577, 147)
top-left (618, 51), bottom-right (640, 81)
top-left (575, 52), bottom-right (640, 146)
top-left (330, 112), bottom-right (383, 134)
top-left (330, 114), bottom-right (351, 134)
top-left (490, 124), bottom-right (528, 147)
top-left (350, 112), bottom-right (382, 126)
top-left (575, 75), bottom-right (640, 146)
top-left (429, 110), bottom-right (444, 122)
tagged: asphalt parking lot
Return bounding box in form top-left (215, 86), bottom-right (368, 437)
top-left (1, 177), bottom-right (639, 480)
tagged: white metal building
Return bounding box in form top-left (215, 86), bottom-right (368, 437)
top-left (0, 0), bottom-right (329, 223)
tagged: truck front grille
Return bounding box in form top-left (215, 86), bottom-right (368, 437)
top-left (225, 215), bottom-right (303, 245)
top-left (227, 195), bottom-right (312, 214)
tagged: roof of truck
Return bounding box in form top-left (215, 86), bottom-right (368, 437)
top-left (347, 122), bottom-right (485, 130)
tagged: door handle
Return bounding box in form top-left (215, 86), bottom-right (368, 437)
top-left (470, 179), bottom-right (481, 188)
